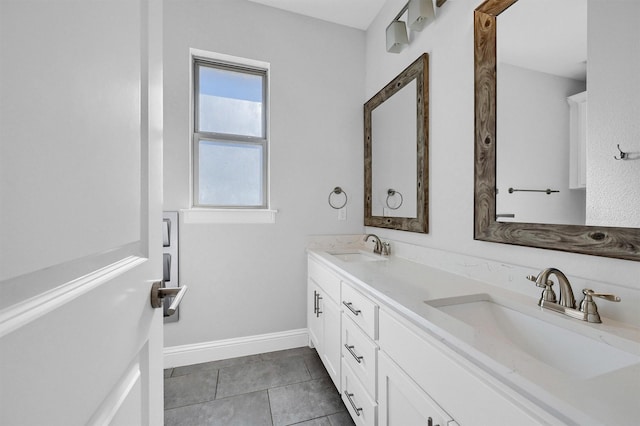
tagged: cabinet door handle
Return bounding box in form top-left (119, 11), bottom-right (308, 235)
top-left (342, 301), bottom-right (361, 316)
top-left (427, 417), bottom-right (440, 426)
top-left (344, 344), bottom-right (363, 363)
top-left (313, 290), bottom-right (318, 314)
top-left (316, 294), bottom-right (323, 317)
top-left (343, 390), bottom-right (363, 416)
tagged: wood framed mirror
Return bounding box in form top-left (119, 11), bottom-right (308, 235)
top-left (365, 54), bottom-right (429, 233)
top-left (474, 0), bottom-right (640, 261)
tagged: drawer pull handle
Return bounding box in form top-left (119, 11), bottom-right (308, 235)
top-left (343, 390), bottom-right (363, 416)
top-left (316, 294), bottom-right (323, 317)
top-left (343, 301), bottom-right (361, 316)
top-left (344, 344), bottom-right (363, 363)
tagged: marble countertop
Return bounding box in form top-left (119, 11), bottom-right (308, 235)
top-left (308, 249), bottom-right (640, 425)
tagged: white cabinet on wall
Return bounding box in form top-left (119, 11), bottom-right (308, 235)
top-left (307, 258), bottom-right (342, 389)
top-left (567, 91), bottom-right (587, 189)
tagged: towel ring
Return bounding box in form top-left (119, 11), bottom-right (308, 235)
top-left (328, 187), bottom-right (348, 209)
top-left (385, 189), bottom-right (403, 210)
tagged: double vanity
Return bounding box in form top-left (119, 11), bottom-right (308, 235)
top-left (307, 244), bottom-right (640, 425)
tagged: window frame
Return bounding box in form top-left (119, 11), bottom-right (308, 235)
top-left (191, 50), bottom-right (270, 210)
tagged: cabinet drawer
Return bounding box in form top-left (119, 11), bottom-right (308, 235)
top-left (379, 309), bottom-right (547, 425)
top-left (308, 257), bottom-right (340, 303)
top-left (342, 315), bottom-right (378, 398)
top-left (341, 283), bottom-right (378, 339)
top-left (342, 359), bottom-right (377, 426)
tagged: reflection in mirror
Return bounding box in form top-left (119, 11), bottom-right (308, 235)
top-left (365, 54), bottom-right (428, 233)
top-left (496, 0), bottom-right (587, 225)
top-left (474, 0), bottom-right (640, 261)
top-left (371, 80), bottom-right (417, 218)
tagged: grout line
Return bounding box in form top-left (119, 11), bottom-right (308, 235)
top-left (266, 388), bottom-right (275, 426)
top-left (213, 368), bottom-right (220, 400)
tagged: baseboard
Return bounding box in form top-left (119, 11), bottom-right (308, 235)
top-left (163, 328), bottom-right (309, 368)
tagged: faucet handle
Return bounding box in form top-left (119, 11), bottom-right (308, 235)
top-left (526, 274), bottom-right (554, 289)
top-left (579, 289), bottom-right (620, 323)
top-left (582, 288), bottom-right (621, 303)
top-left (526, 274), bottom-right (557, 304)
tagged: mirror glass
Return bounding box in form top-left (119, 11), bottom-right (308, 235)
top-left (474, 0), bottom-right (640, 260)
top-left (365, 54), bottom-right (429, 233)
top-left (371, 80), bottom-right (417, 218)
top-left (496, 0), bottom-right (587, 225)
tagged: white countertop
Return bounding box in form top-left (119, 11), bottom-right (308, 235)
top-left (308, 249), bottom-right (640, 425)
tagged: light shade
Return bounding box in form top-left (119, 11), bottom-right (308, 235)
top-left (408, 0), bottom-right (436, 32)
top-left (386, 20), bottom-right (409, 53)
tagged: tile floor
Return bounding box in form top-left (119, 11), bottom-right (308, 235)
top-left (164, 346), bottom-right (355, 426)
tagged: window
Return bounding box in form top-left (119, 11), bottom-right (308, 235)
top-left (192, 53), bottom-right (269, 209)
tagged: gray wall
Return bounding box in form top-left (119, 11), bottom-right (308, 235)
top-left (163, 0), bottom-right (365, 346)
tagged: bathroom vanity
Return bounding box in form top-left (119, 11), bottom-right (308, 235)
top-left (307, 249), bottom-right (640, 425)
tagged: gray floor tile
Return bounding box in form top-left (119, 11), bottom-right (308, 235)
top-left (164, 368), bottom-right (173, 379)
top-left (303, 352), bottom-right (330, 380)
top-left (259, 346), bottom-right (315, 361)
top-left (164, 369), bottom-right (218, 409)
top-left (269, 377), bottom-right (345, 426)
top-left (216, 356), bottom-right (311, 399)
top-left (164, 390), bottom-right (272, 426)
top-left (328, 411), bottom-right (355, 426)
top-left (290, 416), bottom-right (332, 426)
top-left (172, 354), bottom-right (262, 377)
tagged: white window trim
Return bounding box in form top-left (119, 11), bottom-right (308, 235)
top-left (182, 208), bottom-right (278, 224)
top-left (186, 49), bottom-right (275, 224)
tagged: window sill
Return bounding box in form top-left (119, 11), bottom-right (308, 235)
top-left (181, 208), bottom-right (278, 224)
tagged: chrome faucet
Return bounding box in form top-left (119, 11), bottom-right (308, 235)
top-left (526, 268), bottom-right (620, 323)
top-left (364, 234), bottom-right (390, 256)
top-left (527, 267), bottom-right (576, 308)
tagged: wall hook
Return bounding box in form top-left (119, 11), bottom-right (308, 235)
top-left (614, 144), bottom-right (628, 160)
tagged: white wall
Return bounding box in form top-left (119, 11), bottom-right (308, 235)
top-left (364, 0), bottom-right (640, 323)
top-left (586, 0), bottom-right (640, 227)
top-left (163, 0), bottom-right (365, 346)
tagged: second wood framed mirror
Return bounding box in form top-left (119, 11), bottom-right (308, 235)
top-left (365, 54), bottom-right (429, 233)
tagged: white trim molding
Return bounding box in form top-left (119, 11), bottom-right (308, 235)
top-left (181, 208), bottom-right (278, 224)
top-left (163, 328), bottom-right (309, 368)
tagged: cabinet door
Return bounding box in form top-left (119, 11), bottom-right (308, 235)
top-left (322, 297), bottom-right (342, 390)
top-left (378, 352), bottom-right (457, 426)
top-left (308, 280), bottom-right (323, 351)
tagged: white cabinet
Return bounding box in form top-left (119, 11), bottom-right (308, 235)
top-left (308, 280), bottom-right (322, 350)
top-left (378, 308), bottom-right (558, 425)
top-left (307, 254), bottom-right (561, 426)
top-left (378, 352), bottom-right (457, 426)
top-left (307, 258), bottom-right (342, 389)
top-left (321, 292), bottom-right (342, 388)
top-left (342, 359), bottom-right (378, 426)
top-left (342, 315), bottom-right (378, 397)
top-left (567, 91), bottom-right (587, 189)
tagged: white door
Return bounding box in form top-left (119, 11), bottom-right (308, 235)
top-left (0, 0), bottom-right (164, 424)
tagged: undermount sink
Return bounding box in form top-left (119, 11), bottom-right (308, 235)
top-left (426, 294), bottom-right (640, 379)
top-left (328, 251), bottom-right (387, 263)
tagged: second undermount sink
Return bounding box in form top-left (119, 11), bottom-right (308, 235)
top-left (327, 250), bottom-right (387, 263)
top-left (426, 294), bottom-right (640, 379)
